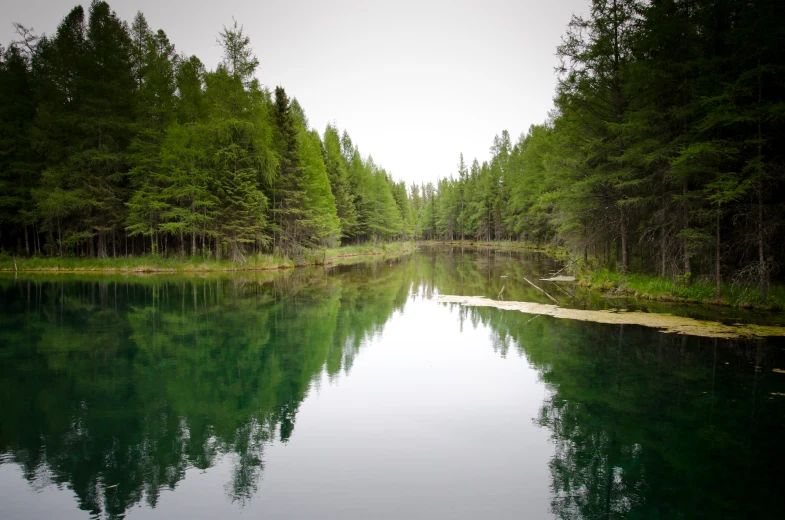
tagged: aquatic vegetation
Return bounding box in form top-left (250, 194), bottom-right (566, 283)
top-left (438, 295), bottom-right (785, 339)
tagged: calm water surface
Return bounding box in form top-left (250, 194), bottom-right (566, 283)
top-left (1, 247), bottom-right (784, 519)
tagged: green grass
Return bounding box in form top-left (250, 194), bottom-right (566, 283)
top-left (323, 241), bottom-right (415, 258)
top-left (0, 242), bottom-right (416, 273)
top-left (422, 240), bottom-right (569, 257)
top-left (578, 267), bottom-right (785, 310)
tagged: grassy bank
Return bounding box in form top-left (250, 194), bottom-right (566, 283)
top-left (0, 242), bottom-right (415, 273)
top-left (578, 267), bottom-right (785, 311)
top-left (423, 240), bottom-right (569, 257)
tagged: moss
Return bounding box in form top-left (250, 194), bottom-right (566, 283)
top-left (438, 295), bottom-right (785, 339)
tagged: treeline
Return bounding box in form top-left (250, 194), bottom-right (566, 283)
top-left (418, 0), bottom-right (785, 301)
top-left (0, 2), bottom-right (415, 261)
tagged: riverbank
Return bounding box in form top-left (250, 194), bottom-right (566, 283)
top-left (0, 242), bottom-right (415, 273)
top-left (422, 240), bottom-right (569, 257)
top-left (578, 267), bottom-right (785, 311)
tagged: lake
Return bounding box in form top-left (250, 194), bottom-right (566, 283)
top-left (1, 247), bottom-right (784, 519)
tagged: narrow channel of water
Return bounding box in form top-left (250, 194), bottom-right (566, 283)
top-left (1, 247), bottom-right (783, 519)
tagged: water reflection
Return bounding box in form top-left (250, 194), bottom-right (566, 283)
top-left (0, 247), bottom-right (784, 519)
top-left (458, 306), bottom-right (785, 519)
top-left (0, 261), bottom-right (412, 517)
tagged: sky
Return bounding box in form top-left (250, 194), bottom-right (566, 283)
top-left (2, 0), bottom-right (589, 186)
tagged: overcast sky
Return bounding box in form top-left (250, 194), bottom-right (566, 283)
top-left (3, 0), bottom-right (588, 186)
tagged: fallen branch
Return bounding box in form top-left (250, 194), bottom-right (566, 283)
top-left (546, 280), bottom-right (578, 300)
top-left (523, 277), bottom-right (560, 305)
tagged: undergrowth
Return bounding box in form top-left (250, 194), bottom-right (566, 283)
top-left (0, 242), bottom-right (415, 272)
top-left (579, 267), bottom-right (785, 310)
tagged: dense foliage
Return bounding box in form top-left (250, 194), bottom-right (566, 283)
top-left (3, 0), bottom-right (784, 302)
top-left (417, 0), bottom-right (785, 302)
top-left (0, 2), bottom-right (414, 261)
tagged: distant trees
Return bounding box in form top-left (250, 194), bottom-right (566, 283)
top-left (0, 2), bottom-right (411, 260)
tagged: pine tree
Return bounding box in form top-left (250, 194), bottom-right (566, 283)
top-left (204, 21), bottom-right (272, 261)
top-left (33, 2), bottom-right (135, 257)
top-left (554, 0), bottom-right (643, 272)
top-left (0, 44), bottom-right (38, 255)
top-left (323, 123), bottom-right (358, 240)
top-left (272, 86), bottom-right (308, 256)
top-left (126, 23), bottom-right (178, 255)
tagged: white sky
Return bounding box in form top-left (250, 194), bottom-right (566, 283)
top-left (3, 0), bottom-right (589, 187)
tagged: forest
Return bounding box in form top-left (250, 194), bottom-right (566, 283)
top-left (0, 1), bottom-right (415, 262)
top-left (1, 0), bottom-right (784, 300)
top-left (420, 0), bottom-right (785, 301)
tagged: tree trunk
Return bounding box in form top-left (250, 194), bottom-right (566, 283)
top-left (57, 217), bottom-right (62, 257)
top-left (620, 207), bottom-right (629, 274)
top-left (715, 208), bottom-right (721, 300)
top-left (97, 229), bottom-right (106, 258)
top-left (756, 59), bottom-right (768, 303)
top-left (758, 186), bottom-right (768, 302)
top-left (682, 180), bottom-right (691, 285)
top-left (661, 226), bottom-right (667, 277)
top-left (34, 223), bottom-right (40, 255)
top-left (24, 225), bottom-right (29, 256)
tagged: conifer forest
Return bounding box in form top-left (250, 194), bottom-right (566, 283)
top-left (1, 0), bottom-right (785, 299)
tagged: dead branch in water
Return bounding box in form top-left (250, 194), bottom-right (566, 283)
top-left (523, 277), bottom-right (560, 305)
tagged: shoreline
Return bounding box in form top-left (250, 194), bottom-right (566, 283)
top-left (0, 243), bottom-right (416, 274)
top-left (421, 240), bottom-right (569, 257)
top-left (424, 241), bottom-right (783, 312)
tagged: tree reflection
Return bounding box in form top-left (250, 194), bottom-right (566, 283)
top-left (0, 261), bottom-right (411, 518)
top-left (460, 306), bottom-right (785, 519)
top-left (2, 248), bottom-right (784, 519)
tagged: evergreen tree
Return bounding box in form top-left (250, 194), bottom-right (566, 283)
top-left (0, 44), bottom-right (38, 255)
top-left (290, 101), bottom-right (340, 246)
top-left (126, 23), bottom-right (178, 255)
top-left (272, 85), bottom-right (307, 256)
top-left (323, 123), bottom-right (358, 240)
top-left (204, 22), bottom-right (272, 261)
top-left (33, 2), bottom-right (135, 257)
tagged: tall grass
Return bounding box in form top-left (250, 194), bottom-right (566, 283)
top-left (0, 242), bottom-right (415, 273)
top-left (324, 241), bottom-right (415, 258)
top-left (579, 267), bottom-right (785, 310)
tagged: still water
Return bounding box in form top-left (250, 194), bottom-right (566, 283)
top-left (1, 247), bottom-right (784, 519)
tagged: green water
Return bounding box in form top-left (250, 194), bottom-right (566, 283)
top-left (1, 247), bottom-right (784, 519)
